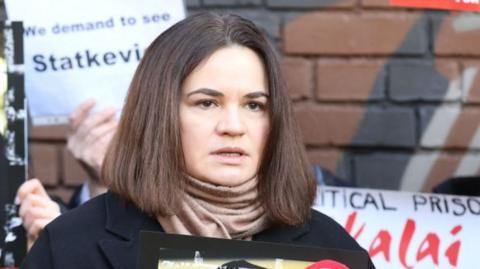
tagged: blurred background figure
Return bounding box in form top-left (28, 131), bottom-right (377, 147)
top-left (15, 99), bottom-right (117, 245)
top-left (432, 175), bottom-right (480, 196)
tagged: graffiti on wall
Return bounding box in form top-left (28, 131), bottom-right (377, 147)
top-left (284, 7), bottom-right (480, 192)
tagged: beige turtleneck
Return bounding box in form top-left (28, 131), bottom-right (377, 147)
top-left (157, 175), bottom-right (269, 240)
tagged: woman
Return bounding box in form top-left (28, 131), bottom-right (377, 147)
top-left (22, 13), bottom-right (375, 268)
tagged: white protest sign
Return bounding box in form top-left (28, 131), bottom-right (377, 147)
top-left (5, 0), bottom-right (185, 125)
top-left (314, 186), bottom-right (479, 269)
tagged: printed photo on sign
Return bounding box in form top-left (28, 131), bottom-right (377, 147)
top-left (137, 232), bottom-right (369, 269)
top-left (0, 21), bottom-right (27, 269)
top-left (5, 0), bottom-right (186, 125)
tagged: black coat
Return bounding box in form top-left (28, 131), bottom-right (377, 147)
top-left (21, 191), bottom-right (375, 269)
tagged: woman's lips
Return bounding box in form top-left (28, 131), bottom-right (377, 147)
top-left (211, 147), bottom-right (247, 164)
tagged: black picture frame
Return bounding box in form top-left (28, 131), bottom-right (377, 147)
top-left (137, 231), bottom-right (369, 269)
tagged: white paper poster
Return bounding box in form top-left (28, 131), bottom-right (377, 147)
top-left (6, 0), bottom-right (186, 125)
top-left (314, 186), bottom-right (480, 269)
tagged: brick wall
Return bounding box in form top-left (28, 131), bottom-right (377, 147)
top-left (23, 0), bottom-right (480, 202)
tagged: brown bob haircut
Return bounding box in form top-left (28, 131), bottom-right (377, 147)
top-left (102, 12), bottom-right (316, 226)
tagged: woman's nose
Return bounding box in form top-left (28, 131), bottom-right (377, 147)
top-left (215, 106), bottom-right (246, 136)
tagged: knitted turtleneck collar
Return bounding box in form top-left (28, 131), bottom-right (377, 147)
top-left (157, 175), bottom-right (269, 240)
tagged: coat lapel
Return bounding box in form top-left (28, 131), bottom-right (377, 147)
top-left (97, 192), bottom-right (163, 269)
top-left (98, 239), bottom-right (136, 269)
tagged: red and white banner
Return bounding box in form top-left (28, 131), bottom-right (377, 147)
top-left (390, 0), bottom-right (480, 12)
top-left (314, 187), bottom-right (480, 269)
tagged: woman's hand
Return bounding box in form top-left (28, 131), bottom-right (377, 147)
top-left (15, 179), bottom-right (61, 246)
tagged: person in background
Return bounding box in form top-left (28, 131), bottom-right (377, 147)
top-left (65, 99), bottom-right (116, 207)
top-left (21, 12), bottom-right (375, 268)
top-left (15, 99), bottom-right (116, 244)
top-left (432, 176), bottom-right (480, 196)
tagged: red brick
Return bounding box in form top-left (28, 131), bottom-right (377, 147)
top-left (306, 149), bottom-right (343, 172)
top-left (444, 107), bottom-right (480, 149)
top-left (434, 59), bottom-right (461, 81)
top-left (463, 61), bottom-right (480, 103)
top-left (61, 147), bottom-right (91, 187)
top-left (283, 57), bottom-right (313, 100)
top-left (361, 0), bottom-right (391, 8)
top-left (316, 59), bottom-right (386, 101)
top-left (284, 12), bottom-right (423, 55)
top-left (434, 14), bottom-right (480, 56)
top-left (30, 124), bottom-right (68, 141)
top-left (294, 104), bottom-right (328, 145)
top-left (294, 103), bottom-right (363, 146)
top-left (422, 152), bottom-right (462, 192)
top-left (30, 143), bottom-right (59, 186)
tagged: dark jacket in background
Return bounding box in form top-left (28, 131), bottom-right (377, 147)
top-left (21, 191), bottom-right (375, 269)
top-left (432, 176), bottom-right (480, 196)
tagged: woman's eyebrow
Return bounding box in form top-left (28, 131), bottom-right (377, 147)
top-left (244, 92), bottom-right (269, 99)
top-left (186, 88), bottom-right (223, 97)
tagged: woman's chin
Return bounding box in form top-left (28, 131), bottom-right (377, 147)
top-left (197, 171), bottom-right (255, 187)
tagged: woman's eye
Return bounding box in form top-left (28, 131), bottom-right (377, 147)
top-left (246, 102), bottom-right (265, 111)
top-left (198, 100), bottom-right (216, 109)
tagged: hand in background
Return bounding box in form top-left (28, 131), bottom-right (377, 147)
top-left (67, 99), bottom-right (118, 174)
top-left (15, 179), bottom-right (61, 245)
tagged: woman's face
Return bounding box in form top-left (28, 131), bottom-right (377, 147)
top-left (180, 45), bottom-right (270, 186)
